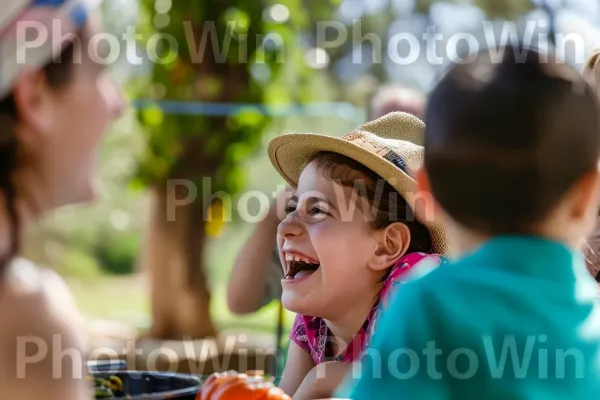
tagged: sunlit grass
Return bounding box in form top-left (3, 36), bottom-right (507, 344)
top-left (67, 275), bottom-right (151, 328)
top-left (69, 275), bottom-right (294, 336)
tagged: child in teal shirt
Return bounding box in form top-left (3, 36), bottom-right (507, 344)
top-left (338, 45), bottom-right (600, 399)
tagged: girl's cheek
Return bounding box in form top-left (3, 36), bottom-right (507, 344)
top-left (308, 219), bottom-right (341, 238)
top-left (305, 224), bottom-right (326, 245)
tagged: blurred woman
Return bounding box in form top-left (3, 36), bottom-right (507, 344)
top-left (0, 1), bottom-right (125, 398)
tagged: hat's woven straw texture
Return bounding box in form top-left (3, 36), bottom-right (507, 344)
top-left (269, 112), bottom-right (449, 255)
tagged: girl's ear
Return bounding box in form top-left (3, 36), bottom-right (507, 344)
top-left (368, 222), bottom-right (411, 272)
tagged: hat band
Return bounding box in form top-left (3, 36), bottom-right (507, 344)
top-left (343, 131), bottom-right (409, 175)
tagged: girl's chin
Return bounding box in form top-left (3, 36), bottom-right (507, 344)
top-left (281, 294), bottom-right (327, 317)
top-left (281, 295), bottom-right (312, 315)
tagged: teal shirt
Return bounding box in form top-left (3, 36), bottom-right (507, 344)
top-left (338, 236), bottom-right (600, 399)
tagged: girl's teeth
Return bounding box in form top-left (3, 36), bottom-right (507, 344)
top-left (283, 253), bottom-right (320, 264)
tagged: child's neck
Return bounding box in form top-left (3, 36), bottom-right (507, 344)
top-left (448, 222), bottom-right (489, 257)
top-left (324, 282), bottom-right (384, 355)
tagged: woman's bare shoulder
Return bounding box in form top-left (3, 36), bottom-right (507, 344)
top-left (0, 258), bottom-right (85, 335)
top-left (0, 259), bottom-right (89, 398)
top-left (0, 260), bottom-right (86, 377)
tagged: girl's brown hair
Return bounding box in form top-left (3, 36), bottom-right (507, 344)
top-left (306, 151), bottom-right (434, 258)
top-left (0, 37), bottom-right (80, 274)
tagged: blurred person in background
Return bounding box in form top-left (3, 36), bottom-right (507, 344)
top-left (0, 0), bottom-right (125, 398)
top-left (582, 49), bottom-right (600, 283)
top-left (368, 84), bottom-right (426, 119)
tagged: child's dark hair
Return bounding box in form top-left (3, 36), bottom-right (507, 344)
top-left (306, 151), bottom-right (433, 277)
top-left (424, 46), bottom-right (600, 234)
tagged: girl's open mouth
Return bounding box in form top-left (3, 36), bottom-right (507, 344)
top-left (282, 252), bottom-right (320, 281)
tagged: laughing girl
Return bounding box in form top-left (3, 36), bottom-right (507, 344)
top-left (268, 112), bottom-right (449, 399)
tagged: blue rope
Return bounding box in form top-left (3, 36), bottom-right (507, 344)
top-left (132, 99), bottom-right (364, 122)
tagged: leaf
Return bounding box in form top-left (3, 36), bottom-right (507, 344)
top-left (224, 7), bottom-right (251, 36)
top-left (163, 51), bottom-right (180, 71)
top-left (140, 105), bottom-right (164, 127)
top-left (232, 107), bottom-right (265, 127)
top-left (275, 0), bottom-right (309, 28)
top-left (473, 0), bottom-right (533, 19)
top-left (203, 134), bottom-right (225, 156)
top-left (129, 176), bottom-right (148, 192)
top-left (226, 166), bottom-right (246, 194)
top-left (226, 143), bottom-right (253, 163)
top-left (205, 199), bottom-right (227, 237)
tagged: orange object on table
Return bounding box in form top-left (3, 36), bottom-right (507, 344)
top-left (196, 371), bottom-right (291, 400)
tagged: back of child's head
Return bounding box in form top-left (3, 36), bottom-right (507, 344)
top-left (424, 45), bottom-right (600, 234)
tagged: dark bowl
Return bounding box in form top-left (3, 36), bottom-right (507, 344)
top-left (88, 359), bottom-right (127, 374)
top-left (92, 370), bottom-right (202, 400)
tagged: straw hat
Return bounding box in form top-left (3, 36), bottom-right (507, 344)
top-left (583, 49), bottom-right (600, 98)
top-left (268, 112), bottom-right (449, 255)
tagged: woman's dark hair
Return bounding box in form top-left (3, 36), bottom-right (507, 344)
top-left (0, 40), bottom-right (79, 274)
top-left (425, 46), bottom-right (600, 234)
top-left (306, 151), bottom-right (433, 278)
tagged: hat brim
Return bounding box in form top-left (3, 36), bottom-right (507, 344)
top-left (0, 0), bottom-right (104, 99)
top-left (268, 133), bottom-right (449, 255)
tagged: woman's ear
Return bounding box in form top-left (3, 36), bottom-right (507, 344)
top-left (12, 70), bottom-right (55, 142)
top-left (368, 222), bottom-right (411, 272)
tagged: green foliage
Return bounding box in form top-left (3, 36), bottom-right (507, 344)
top-left (414, 0), bottom-right (533, 18)
top-left (135, 1), bottom-right (319, 213)
top-left (57, 248), bottom-right (104, 279)
top-left (472, 0), bottom-right (534, 19)
top-left (95, 233), bottom-right (141, 275)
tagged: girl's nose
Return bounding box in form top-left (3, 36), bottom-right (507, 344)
top-left (278, 215), bottom-right (304, 239)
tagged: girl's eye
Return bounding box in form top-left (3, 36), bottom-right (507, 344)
top-left (309, 207), bottom-right (329, 216)
top-left (284, 204), bottom-right (297, 214)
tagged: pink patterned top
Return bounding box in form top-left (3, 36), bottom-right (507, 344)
top-left (289, 252), bottom-right (447, 365)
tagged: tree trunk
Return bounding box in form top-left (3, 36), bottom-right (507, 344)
top-left (144, 184), bottom-right (216, 340)
top-left (139, 1), bottom-right (265, 341)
